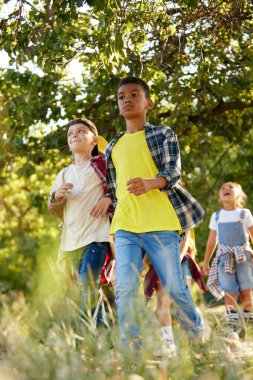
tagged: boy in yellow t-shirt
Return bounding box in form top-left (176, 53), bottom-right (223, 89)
top-left (105, 77), bottom-right (208, 349)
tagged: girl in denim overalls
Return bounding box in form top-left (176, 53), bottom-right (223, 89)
top-left (203, 182), bottom-right (253, 327)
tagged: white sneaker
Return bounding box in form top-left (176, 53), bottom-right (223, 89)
top-left (202, 324), bottom-right (211, 343)
top-left (154, 342), bottom-right (177, 359)
top-left (164, 342), bottom-right (177, 358)
top-left (188, 322), bottom-right (211, 346)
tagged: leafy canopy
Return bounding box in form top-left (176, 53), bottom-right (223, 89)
top-left (0, 0), bottom-right (253, 290)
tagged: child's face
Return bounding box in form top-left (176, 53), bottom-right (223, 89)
top-left (67, 123), bottom-right (97, 153)
top-left (219, 182), bottom-right (241, 205)
top-left (117, 83), bottom-right (153, 119)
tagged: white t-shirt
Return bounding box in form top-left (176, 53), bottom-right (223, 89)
top-left (209, 208), bottom-right (253, 249)
top-left (51, 161), bottom-right (110, 251)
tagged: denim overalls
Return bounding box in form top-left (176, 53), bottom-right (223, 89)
top-left (217, 210), bottom-right (253, 294)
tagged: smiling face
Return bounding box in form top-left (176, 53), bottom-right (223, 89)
top-left (67, 123), bottom-right (98, 154)
top-left (117, 83), bottom-right (153, 120)
top-left (219, 182), bottom-right (242, 208)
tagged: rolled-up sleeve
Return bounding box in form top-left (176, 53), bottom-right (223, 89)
top-left (156, 127), bottom-right (181, 191)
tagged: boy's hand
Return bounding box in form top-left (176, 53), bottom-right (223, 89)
top-left (127, 178), bottom-right (153, 195)
top-left (203, 262), bottom-right (210, 276)
top-left (127, 176), bottom-right (167, 195)
top-left (90, 197), bottom-right (112, 218)
top-left (55, 183), bottom-right (74, 201)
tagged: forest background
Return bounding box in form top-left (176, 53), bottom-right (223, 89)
top-left (0, 0), bottom-right (253, 295)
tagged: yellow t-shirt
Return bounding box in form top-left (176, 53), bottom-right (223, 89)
top-left (110, 130), bottom-right (181, 234)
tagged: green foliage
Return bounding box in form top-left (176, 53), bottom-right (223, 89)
top-left (0, 0), bottom-right (253, 291)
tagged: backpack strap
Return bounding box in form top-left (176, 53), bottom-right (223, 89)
top-left (240, 209), bottom-right (245, 222)
top-left (215, 211), bottom-right (220, 222)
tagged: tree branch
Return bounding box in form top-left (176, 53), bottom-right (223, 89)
top-left (188, 100), bottom-right (253, 124)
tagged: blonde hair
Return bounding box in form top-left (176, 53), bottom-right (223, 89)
top-left (219, 182), bottom-right (247, 208)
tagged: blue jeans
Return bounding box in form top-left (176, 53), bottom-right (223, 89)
top-left (181, 258), bottom-right (193, 281)
top-left (115, 230), bottom-right (202, 345)
top-left (68, 242), bottom-right (109, 328)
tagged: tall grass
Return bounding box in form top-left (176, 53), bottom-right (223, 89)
top-left (1, 257), bottom-right (253, 380)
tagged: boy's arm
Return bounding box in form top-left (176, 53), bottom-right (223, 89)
top-left (48, 200), bottom-right (64, 218)
top-left (127, 128), bottom-right (181, 195)
top-left (48, 193), bottom-right (66, 218)
top-left (203, 229), bottom-right (217, 275)
top-left (90, 197), bottom-right (112, 217)
top-left (156, 127), bottom-right (181, 191)
top-left (127, 176), bottom-right (166, 195)
top-left (94, 163), bottom-right (114, 216)
top-left (91, 155), bottom-right (114, 215)
top-left (48, 183), bottom-right (71, 218)
top-left (48, 172), bottom-right (70, 218)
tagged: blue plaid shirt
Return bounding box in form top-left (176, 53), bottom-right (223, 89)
top-left (105, 123), bottom-right (205, 232)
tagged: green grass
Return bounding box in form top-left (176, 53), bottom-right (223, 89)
top-left (0, 264), bottom-right (253, 380)
top-left (1, 288), bottom-right (253, 380)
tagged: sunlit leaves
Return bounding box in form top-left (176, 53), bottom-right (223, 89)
top-left (0, 0), bottom-right (253, 290)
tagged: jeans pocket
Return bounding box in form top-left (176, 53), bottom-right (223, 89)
top-left (90, 242), bottom-right (108, 252)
